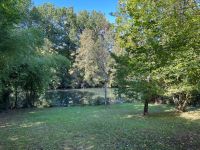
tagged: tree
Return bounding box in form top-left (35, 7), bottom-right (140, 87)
top-left (70, 11), bottom-right (111, 88)
top-left (77, 10), bottom-right (110, 36)
top-left (29, 4), bottom-right (78, 88)
top-left (0, 0), bottom-right (32, 109)
top-left (156, 0), bottom-right (200, 111)
top-left (114, 0), bottom-right (200, 113)
top-left (0, 1), bottom-right (69, 110)
top-left (30, 5), bottom-right (110, 89)
top-left (94, 33), bottom-right (113, 104)
top-left (72, 28), bottom-right (113, 104)
top-left (115, 0), bottom-right (170, 115)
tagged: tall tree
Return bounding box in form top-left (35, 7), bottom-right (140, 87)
top-left (29, 4), bottom-right (78, 88)
top-left (115, 0), bottom-right (170, 115)
top-left (0, 1), bottom-right (69, 109)
top-left (156, 0), bottom-right (200, 111)
top-left (0, 0), bottom-right (32, 109)
top-left (71, 11), bottom-right (111, 89)
top-left (114, 0), bottom-right (200, 113)
top-left (73, 28), bottom-right (113, 104)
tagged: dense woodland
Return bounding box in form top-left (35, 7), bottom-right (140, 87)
top-left (0, 0), bottom-right (200, 149)
top-left (0, 0), bottom-right (200, 115)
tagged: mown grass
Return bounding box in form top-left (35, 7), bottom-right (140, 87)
top-left (0, 103), bottom-right (200, 150)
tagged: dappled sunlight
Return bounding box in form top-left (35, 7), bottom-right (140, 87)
top-left (93, 114), bottom-right (99, 118)
top-left (64, 146), bottom-right (73, 150)
top-left (9, 136), bottom-right (19, 141)
top-left (124, 115), bottom-right (134, 119)
top-left (63, 135), bottom-right (95, 150)
top-left (20, 121), bottom-right (44, 128)
top-left (164, 108), bottom-right (176, 112)
top-left (179, 110), bottom-right (200, 121)
top-left (122, 114), bottom-right (144, 119)
top-left (85, 145), bottom-right (94, 150)
top-left (0, 123), bottom-right (14, 128)
top-left (1, 104), bottom-right (200, 149)
top-left (64, 144), bottom-right (94, 150)
top-left (29, 111), bottom-right (36, 114)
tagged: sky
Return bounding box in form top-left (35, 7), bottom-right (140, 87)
top-left (32, 0), bottom-right (118, 23)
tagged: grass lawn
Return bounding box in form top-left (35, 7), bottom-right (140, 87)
top-left (0, 103), bottom-right (200, 150)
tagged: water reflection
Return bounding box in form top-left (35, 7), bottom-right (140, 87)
top-left (43, 88), bottom-right (116, 107)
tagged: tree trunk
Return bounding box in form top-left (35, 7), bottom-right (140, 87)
top-left (24, 91), bottom-right (30, 108)
top-left (144, 74), bottom-right (151, 115)
top-left (2, 90), bottom-right (10, 110)
top-left (104, 81), bottom-right (107, 105)
top-left (143, 99), bottom-right (149, 115)
top-left (176, 93), bottom-right (188, 112)
top-left (30, 90), bottom-right (36, 107)
top-left (181, 100), bottom-right (188, 112)
top-left (14, 86), bottom-right (18, 109)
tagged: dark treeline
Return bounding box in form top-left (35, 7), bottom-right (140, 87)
top-left (0, 0), bottom-right (113, 110)
top-left (0, 0), bottom-right (199, 115)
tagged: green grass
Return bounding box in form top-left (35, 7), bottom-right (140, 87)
top-left (0, 104), bottom-right (200, 150)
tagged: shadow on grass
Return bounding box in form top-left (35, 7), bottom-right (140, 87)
top-left (148, 111), bottom-right (179, 118)
top-left (121, 104), bottom-right (200, 122)
top-left (150, 107), bottom-right (200, 122)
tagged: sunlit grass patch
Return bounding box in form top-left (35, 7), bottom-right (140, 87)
top-left (179, 109), bottom-right (200, 121)
top-left (0, 104), bottom-right (200, 150)
top-left (19, 121), bottom-right (45, 128)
